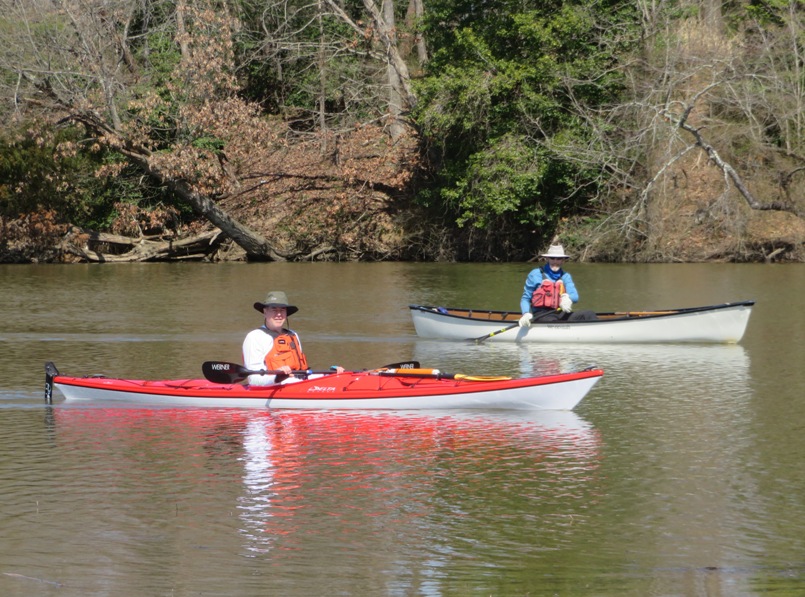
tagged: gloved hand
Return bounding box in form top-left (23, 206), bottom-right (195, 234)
top-left (518, 312), bottom-right (533, 328)
top-left (559, 293), bottom-right (573, 313)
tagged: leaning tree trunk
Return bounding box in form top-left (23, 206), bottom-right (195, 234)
top-left (46, 89), bottom-right (287, 261)
top-left (142, 158), bottom-right (288, 261)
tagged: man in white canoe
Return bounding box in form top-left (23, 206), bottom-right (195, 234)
top-left (518, 244), bottom-right (598, 327)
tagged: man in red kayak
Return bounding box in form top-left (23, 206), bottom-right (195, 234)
top-left (242, 290), bottom-right (343, 385)
top-left (518, 244), bottom-right (598, 327)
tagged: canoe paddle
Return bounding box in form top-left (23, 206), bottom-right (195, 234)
top-left (471, 287), bottom-right (567, 343)
top-left (469, 322), bottom-right (520, 344)
top-left (202, 360), bottom-right (420, 384)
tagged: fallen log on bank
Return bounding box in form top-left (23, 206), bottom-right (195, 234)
top-left (61, 228), bottom-right (226, 262)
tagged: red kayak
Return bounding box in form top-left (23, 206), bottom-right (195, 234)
top-left (45, 361), bottom-right (602, 411)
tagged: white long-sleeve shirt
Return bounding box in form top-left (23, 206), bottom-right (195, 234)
top-left (241, 326), bottom-right (304, 386)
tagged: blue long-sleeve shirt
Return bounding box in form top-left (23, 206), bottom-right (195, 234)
top-left (520, 267), bottom-right (580, 314)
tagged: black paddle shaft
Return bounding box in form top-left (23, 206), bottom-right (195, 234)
top-left (202, 361), bottom-right (321, 384)
top-left (201, 360), bottom-right (421, 384)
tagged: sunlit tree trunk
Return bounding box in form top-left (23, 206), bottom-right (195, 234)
top-left (701, 0), bottom-right (723, 33)
top-left (414, 0), bottom-right (428, 65)
top-left (176, 0), bottom-right (190, 58)
top-left (324, 0), bottom-right (417, 138)
top-left (318, 0), bottom-right (328, 152)
top-left (382, 0), bottom-right (406, 138)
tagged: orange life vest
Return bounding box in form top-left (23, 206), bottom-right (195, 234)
top-left (531, 279), bottom-right (565, 310)
top-left (264, 331), bottom-right (309, 371)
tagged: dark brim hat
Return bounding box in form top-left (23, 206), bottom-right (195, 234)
top-left (254, 291), bottom-right (299, 316)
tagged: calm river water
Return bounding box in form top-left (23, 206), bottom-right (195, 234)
top-left (1, 262), bottom-right (804, 596)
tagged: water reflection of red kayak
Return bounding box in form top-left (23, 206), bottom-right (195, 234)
top-left (45, 362), bottom-right (603, 410)
top-left (50, 408), bottom-right (603, 557)
top-left (50, 407), bottom-right (602, 470)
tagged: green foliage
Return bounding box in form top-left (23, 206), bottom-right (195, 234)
top-left (0, 127), bottom-right (86, 220)
top-left (192, 136), bottom-right (226, 153)
top-left (123, 29), bottom-right (184, 150)
top-left (414, 0), bottom-right (638, 255)
top-left (444, 134), bottom-right (550, 229)
top-left (15, 0), bottom-right (787, 263)
top-left (0, 124), bottom-right (184, 230)
top-left (741, 0), bottom-right (786, 27)
top-left (135, 31), bottom-right (182, 93)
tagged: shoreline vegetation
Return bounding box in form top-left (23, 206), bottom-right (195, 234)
top-left (1, 1), bottom-right (804, 264)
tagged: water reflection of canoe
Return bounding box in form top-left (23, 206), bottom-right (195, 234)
top-left (414, 340), bottom-right (750, 383)
top-left (45, 362), bottom-right (603, 411)
top-left (409, 300), bottom-right (754, 343)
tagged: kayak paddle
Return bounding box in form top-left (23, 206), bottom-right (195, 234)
top-left (202, 360), bottom-right (421, 384)
top-left (202, 361), bottom-right (328, 384)
top-left (45, 361), bottom-right (60, 404)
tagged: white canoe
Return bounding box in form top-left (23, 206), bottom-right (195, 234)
top-left (409, 300), bottom-right (754, 343)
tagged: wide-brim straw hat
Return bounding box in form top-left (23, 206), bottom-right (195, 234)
top-left (540, 244), bottom-right (570, 259)
top-left (253, 291), bottom-right (299, 316)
